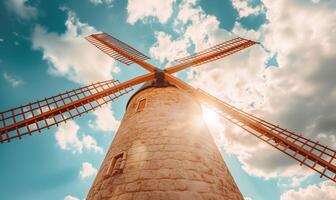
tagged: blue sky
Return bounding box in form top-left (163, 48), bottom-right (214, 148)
top-left (1, 0), bottom-right (336, 200)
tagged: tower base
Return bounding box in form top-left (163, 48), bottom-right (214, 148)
top-left (86, 86), bottom-right (243, 200)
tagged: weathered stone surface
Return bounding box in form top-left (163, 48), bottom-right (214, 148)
top-left (158, 179), bottom-right (175, 191)
top-left (86, 87), bottom-right (243, 200)
top-left (125, 181), bottom-right (141, 192)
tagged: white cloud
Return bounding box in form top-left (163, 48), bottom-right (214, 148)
top-left (0, 38), bottom-right (4, 42)
top-left (3, 72), bottom-right (24, 87)
top-left (150, 0), bottom-right (232, 64)
top-left (5, 0), bottom-right (37, 20)
top-left (64, 195), bottom-right (80, 200)
top-left (175, 0), bottom-right (198, 24)
top-left (82, 135), bottom-right (104, 153)
top-left (89, 0), bottom-right (102, 5)
top-left (89, 0), bottom-right (114, 6)
top-left (55, 120), bottom-right (103, 154)
top-left (89, 103), bottom-right (120, 132)
top-left (31, 9), bottom-right (120, 85)
top-left (149, 31), bottom-right (190, 64)
top-left (127, 0), bottom-right (175, 24)
top-left (231, 0), bottom-right (264, 18)
top-left (55, 121), bottom-right (83, 153)
top-left (277, 175), bottom-right (311, 189)
top-left (280, 180), bottom-right (336, 200)
top-left (79, 162), bottom-right (97, 180)
top-left (176, 0), bottom-right (231, 50)
top-left (261, 0), bottom-right (336, 142)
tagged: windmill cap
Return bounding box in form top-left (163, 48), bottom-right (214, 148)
top-left (125, 71), bottom-right (175, 109)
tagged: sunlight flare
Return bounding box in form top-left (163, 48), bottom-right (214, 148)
top-left (201, 106), bottom-right (221, 126)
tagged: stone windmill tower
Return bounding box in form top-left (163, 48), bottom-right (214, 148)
top-left (1, 32), bottom-right (336, 200)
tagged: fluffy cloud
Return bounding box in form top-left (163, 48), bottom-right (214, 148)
top-left (127, 0), bottom-right (175, 24)
top-left (55, 120), bottom-right (103, 154)
top-left (176, 0), bottom-right (231, 50)
top-left (280, 180), bottom-right (336, 200)
top-left (64, 195), bottom-right (80, 200)
top-left (79, 162), bottom-right (97, 180)
top-left (149, 32), bottom-right (190, 64)
top-left (150, 0), bottom-right (232, 65)
top-left (231, 0), bottom-right (264, 18)
top-left (5, 0), bottom-right (37, 20)
top-left (31, 9), bottom-right (119, 85)
top-left (89, 0), bottom-right (114, 6)
top-left (82, 135), bottom-right (104, 153)
top-left (277, 175), bottom-right (312, 189)
top-left (89, 0), bottom-right (102, 5)
top-left (89, 103), bottom-right (120, 132)
top-left (2, 72), bottom-right (24, 87)
top-left (261, 0), bottom-right (336, 145)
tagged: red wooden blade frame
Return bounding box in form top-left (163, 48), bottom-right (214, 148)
top-left (86, 33), bottom-right (157, 72)
top-left (165, 73), bottom-right (336, 182)
top-left (86, 33), bottom-right (150, 65)
top-left (165, 37), bottom-right (257, 74)
top-left (0, 73), bottom-right (155, 143)
top-left (197, 89), bottom-right (336, 182)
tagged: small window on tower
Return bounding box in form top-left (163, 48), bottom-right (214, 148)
top-left (106, 152), bottom-right (127, 177)
top-left (136, 98), bottom-right (146, 112)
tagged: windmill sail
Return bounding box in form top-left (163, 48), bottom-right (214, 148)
top-left (165, 37), bottom-right (257, 74)
top-left (86, 33), bottom-right (150, 66)
top-left (0, 79), bottom-right (133, 143)
top-left (196, 89), bottom-right (336, 182)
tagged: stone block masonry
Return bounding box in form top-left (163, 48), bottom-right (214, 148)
top-left (86, 86), bottom-right (243, 200)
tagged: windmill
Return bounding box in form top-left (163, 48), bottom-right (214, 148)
top-left (1, 32), bottom-right (336, 200)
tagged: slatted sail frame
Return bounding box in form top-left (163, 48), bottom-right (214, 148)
top-left (197, 89), bottom-right (336, 182)
top-left (175, 37), bottom-right (257, 67)
top-left (0, 80), bottom-right (133, 143)
top-left (86, 33), bottom-right (150, 66)
top-left (165, 37), bottom-right (258, 74)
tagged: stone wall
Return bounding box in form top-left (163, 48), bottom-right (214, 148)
top-left (86, 86), bottom-right (243, 200)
